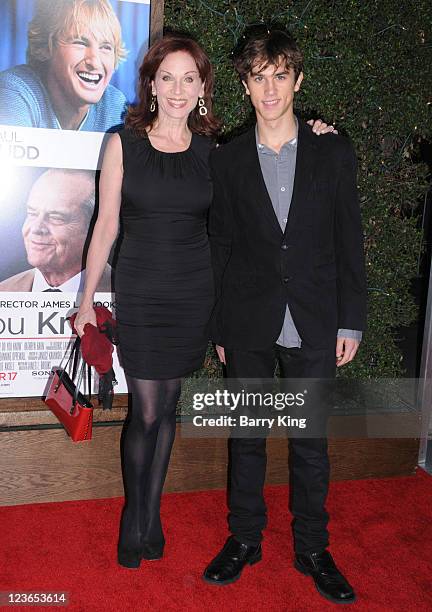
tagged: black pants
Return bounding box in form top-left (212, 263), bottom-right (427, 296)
top-left (225, 342), bottom-right (336, 554)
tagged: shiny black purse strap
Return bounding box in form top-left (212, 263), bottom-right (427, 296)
top-left (58, 336), bottom-right (81, 382)
top-left (57, 337), bottom-right (83, 407)
top-left (71, 358), bottom-right (87, 414)
top-left (87, 361), bottom-right (92, 402)
top-left (56, 336), bottom-right (92, 413)
top-left (71, 337), bottom-right (82, 381)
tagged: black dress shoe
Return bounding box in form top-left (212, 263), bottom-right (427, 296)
top-left (294, 550), bottom-right (356, 604)
top-left (203, 536), bottom-right (262, 586)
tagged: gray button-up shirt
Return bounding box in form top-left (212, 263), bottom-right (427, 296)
top-left (255, 122), bottom-right (362, 347)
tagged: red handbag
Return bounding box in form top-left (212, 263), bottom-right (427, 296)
top-left (45, 337), bottom-right (94, 442)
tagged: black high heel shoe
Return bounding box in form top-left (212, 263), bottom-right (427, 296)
top-left (117, 504), bottom-right (144, 568)
top-left (117, 540), bottom-right (164, 566)
top-left (117, 545), bottom-right (143, 569)
top-left (141, 513), bottom-right (165, 560)
top-left (141, 539), bottom-right (165, 560)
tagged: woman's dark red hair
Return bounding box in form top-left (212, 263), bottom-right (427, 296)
top-left (125, 33), bottom-right (221, 138)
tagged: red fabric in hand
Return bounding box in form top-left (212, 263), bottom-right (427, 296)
top-left (69, 306), bottom-right (116, 375)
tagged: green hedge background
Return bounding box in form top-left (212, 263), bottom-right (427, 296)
top-left (165, 0), bottom-right (432, 379)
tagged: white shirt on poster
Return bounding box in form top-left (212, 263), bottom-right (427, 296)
top-left (32, 268), bottom-right (85, 292)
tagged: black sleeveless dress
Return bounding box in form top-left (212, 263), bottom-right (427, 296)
top-left (115, 128), bottom-right (214, 379)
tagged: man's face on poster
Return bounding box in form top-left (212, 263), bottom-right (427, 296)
top-left (22, 171), bottom-right (93, 277)
top-left (47, 28), bottom-right (116, 107)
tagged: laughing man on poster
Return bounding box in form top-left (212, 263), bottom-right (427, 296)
top-left (0, 0), bottom-right (127, 132)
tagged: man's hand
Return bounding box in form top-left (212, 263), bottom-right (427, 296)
top-left (336, 337), bottom-right (359, 367)
top-left (307, 118), bottom-right (338, 135)
top-left (216, 345), bottom-right (226, 365)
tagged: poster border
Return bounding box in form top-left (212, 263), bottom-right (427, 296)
top-left (150, 0), bottom-right (164, 44)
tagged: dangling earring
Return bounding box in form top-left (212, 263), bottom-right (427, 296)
top-left (150, 94), bottom-right (157, 113)
top-left (198, 97), bottom-right (208, 116)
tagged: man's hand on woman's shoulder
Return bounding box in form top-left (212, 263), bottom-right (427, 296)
top-left (307, 118), bottom-right (338, 135)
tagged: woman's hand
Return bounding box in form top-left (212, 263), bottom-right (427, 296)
top-left (74, 305), bottom-right (97, 337)
top-left (307, 118), bottom-right (338, 135)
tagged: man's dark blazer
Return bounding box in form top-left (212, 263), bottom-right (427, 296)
top-left (208, 117), bottom-right (367, 350)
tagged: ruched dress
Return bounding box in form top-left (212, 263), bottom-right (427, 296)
top-left (115, 128), bottom-right (214, 379)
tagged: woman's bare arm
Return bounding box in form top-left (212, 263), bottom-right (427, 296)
top-left (75, 133), bottom-right (123, 336)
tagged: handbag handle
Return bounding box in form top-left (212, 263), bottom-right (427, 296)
top-left (71, 359), bottom-right (88, 414)
top-left (71, 337), bottom-right (81, 381)
top-left (59, 336), bottom-right (81, 375)
top-left (56, 336), bottom-right (92, 414)
top-left (55, 338), bottom-right (79, 393)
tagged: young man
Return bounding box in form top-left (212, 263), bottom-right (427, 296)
top-left (203, 26), bottom-right (367, 604)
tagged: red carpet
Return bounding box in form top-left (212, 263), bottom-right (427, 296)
top-left (2, 469), bottom-right (432, 611)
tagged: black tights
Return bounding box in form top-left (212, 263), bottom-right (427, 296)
top-left (119, 376), bottom-right (181, 550)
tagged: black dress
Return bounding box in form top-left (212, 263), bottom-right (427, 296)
top-left (115, 128), bottom-right (214, 379)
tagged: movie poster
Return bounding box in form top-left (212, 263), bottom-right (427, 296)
top-left (0, 0), bottom-right (151, 397)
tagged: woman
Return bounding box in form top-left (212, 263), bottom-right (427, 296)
top-left (75, 32), bottom-right (333, 569)
top-left (0, 0), bottom-right (127, 131)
